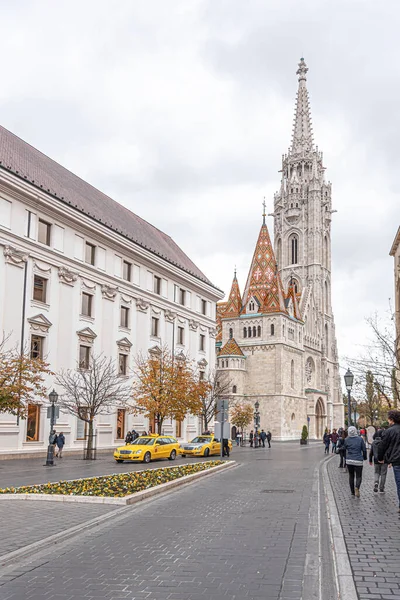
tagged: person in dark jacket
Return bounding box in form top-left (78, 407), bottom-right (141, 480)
top-left (266, 431), bottom-right (272, 448)
top-left (369, 427), bottom-right (387, 493)
top-left (222, 438), bottom-right (230, 457)
top-left (55, 432), bottom-right (65, 458)
top-left (378, 410), bottom-right (400, 512)
top-left (249, 430), bottom-right (254, 448)
top-left (344, 426), bottom-right (367, 497)
top-left (323, 430), bottom-right (331, 454)
top-left (260, 430), bottom-right (267, 448)
top-left (331, 429), bottom-right (339, 453)
top-left (125, 431), bottom-right (133, 444)
top-left (337, 430), bottom-right (348, 469)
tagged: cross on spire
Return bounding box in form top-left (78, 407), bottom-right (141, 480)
top-left (262, 198), bottom-right (266, 225)
top-left (291, 57), bottom-right (314, 155)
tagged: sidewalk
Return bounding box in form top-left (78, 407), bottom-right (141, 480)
top-left (327, 456), bottom-right (400, 600)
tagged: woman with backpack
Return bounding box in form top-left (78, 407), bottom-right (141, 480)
top-left (369, 427), bottom-right (387, 493)
top-left (344, 426), bottom-right (367, 497)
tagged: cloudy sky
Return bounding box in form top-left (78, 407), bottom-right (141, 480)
top-left (0, 0), bottom-right (398, 370)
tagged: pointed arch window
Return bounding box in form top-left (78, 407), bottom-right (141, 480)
top-left (257, 325), bottom-right (261, 337)
top-left (248, 327), bottom-right (252, 338)
top-left (289, 235), bottom-right (298, 265)
top-left (229, 328), bottom-right (233, 340)
top-left (276, 238), bottom-right (282, 269)
top-left (253, 326), bottom-right (256, 337)
top-left (291, 360), bottom-right (295, 388)
top-left (243, 327), bottom-right (247, 338)
top-left (232, 385), bottom-right (237, 394)
top-left (270, 324), bottom-right (275, 336)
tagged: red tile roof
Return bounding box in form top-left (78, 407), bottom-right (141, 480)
top-left (219, 338), bottom-right (245, 357)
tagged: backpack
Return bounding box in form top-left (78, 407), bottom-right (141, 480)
top-left (372, 436), bottom-right (382, 461)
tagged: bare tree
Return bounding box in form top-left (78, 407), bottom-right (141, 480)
top-left (56, 354), bottom-right (131, 459)
top-left (199, 369), bottom-right (232, 432)
top-left (346, 311), bottom-right (399, 410)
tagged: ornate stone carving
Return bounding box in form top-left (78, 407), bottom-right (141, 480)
top-left (120, 294), bottom-right (132, 304)
top-left (58, 266), bottom-right (78, 285)
top-left (117, 337), bottom-right (132, 353)
top-left (197, 358), bottom-right (208, 368)
top-left (189, 319), bottom-right (199, 331)
top-left (81, 278), bottom-right (96, 290)
top-left (77, 327), bottom-right (97, 345)
top-left (208, 327), bottom-right (217, 339)
top-left (101, 284), bottom-right (118, 301)
top-left (305, 358), bottom-right (314, 385)
top-left (148, 344), bottom-right (161, 356)
top-left (136, 297), bottom-right (149, 313)
top-left (33, 260), bottom-right (52, 273)
top-left (28, 313), bottom-right (52, 333)
top-left (3, 245), bottom-right (28, 268)
top-left (164, 309), bottom-right (177, 322)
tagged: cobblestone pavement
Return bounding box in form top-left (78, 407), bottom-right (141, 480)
top-left (0, 444), bottom-right (335, 600)
top-left (328, 456), bottom-right (400, 600)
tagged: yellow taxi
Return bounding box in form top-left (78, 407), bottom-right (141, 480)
top-left (179, 435), bottom-right (232, 458)
top-left (114, 435), bottom-right (180, 464)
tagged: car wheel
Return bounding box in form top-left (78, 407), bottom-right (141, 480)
top-left (143, 452), bottom-right (151, 464)
top-left (168, 449), bottom-right (177, 461)
top-left (204, 448), bottom-right (210, 457)
top-left (116, 459), bottom-right (123, 463)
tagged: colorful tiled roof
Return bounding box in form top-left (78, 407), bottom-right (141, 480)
top-left (219, 338), bottom-right (245, 357)
top-left (0, 125), bottom-right (218, 288)
top-left (222, 272), bottom-right (242, 318)
top-left (215, 302), bottom-right (227, 343)
top-left (242, 223), bottom-right (287, 315)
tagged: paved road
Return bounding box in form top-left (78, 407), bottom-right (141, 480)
top-left (0, 444), bottom-right (336, 600)
top-left (328, 456), bottom-right (400, 600)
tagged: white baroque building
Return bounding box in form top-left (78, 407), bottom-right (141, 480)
top-left (0, 125), bottom-right (223, 456)
top-left (216, 59), bottom-right (343, 440)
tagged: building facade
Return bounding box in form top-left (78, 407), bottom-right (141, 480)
top-left (216, 59), bottom-right (343, 440)
top-left (390, 227), bottom-right (400, 385)
top-left (0, 125), bottom-right (223, 456)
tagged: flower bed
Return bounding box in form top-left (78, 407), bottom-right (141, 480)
top-left (0, 461), bottom-right (223, 498)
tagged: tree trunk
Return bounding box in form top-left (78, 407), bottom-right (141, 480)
top-left (86, 419), bottom-right (94, 460)
top-left (157, 416), bottom-right (163, 435)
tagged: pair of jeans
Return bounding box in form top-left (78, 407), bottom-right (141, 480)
top-left (324, 443), bottom-right (330, 454)
top-left (339, 451), bottom-right (346, 468)
top-left (347, 464), bottom-right (363, 494)
top-left (374, 463), bottom-right (388, 490)
top-left (393, 465), bottom-right (400, 507)
top-left (331, 443), bottom-right (337, 453)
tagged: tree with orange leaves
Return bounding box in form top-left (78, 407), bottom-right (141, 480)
top-left (230, 403), bottom-right (254, 439)
top-left (132, 346), bottom-right (209, 434)
top-left (0, 335), bottom-right (51, 416)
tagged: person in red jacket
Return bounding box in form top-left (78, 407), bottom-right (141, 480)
top-left (330, 429), bottom-right (339, 453)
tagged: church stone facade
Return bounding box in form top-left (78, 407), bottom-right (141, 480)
top-left (216, 59), bottom-right (343, 440)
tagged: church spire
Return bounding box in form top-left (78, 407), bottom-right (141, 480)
top-left (290, 58), bottom-right (314, 155)
top-left (242, 220), bottom-right (287, 315)
top-left (223, 269), bottom-right (242, 317)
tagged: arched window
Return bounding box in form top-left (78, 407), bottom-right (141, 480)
top-left (232, 385), bottom-right (237, 394)
top-left (257, 325), bottom-right (261, 337)
top-left (325, 323), bottom-right (329, 353)
top-left (276, 238), bottom-right (282, 268)
top-left (324, 236), bottom-right (328, 268)
top-left (290, 235), bottom-right (298, 264)
top-left (291, 360), bottom-right (295, 388)
top-left (248, 327), bottom-right (252, 338)
top-left (249, 301), bottom-right (255, 312)
top-left (243, 327), bottom-right (247, 338)
top-left (229, 328), bottom-right (233, 339)
top-left (324, 281), bottom-right (328, 313)
top-left (270, 324), bottom-right (275, 336)
top-left (253, 326), bottom-right (256, 337)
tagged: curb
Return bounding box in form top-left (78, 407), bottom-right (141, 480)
top-left (322, 457), bottom-right (358, 600)
top-left (0, 460), bottom-right (236, 505)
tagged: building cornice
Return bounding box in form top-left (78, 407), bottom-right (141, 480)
top-left (390, 226), bottom-right (400, 256)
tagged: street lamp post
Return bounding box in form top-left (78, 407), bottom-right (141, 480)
top-left (344, 368), bottom-right (354, 428)
top-left (45, 389), bottom-right (58, 466)
top-left (352, 399), bottom-right (357, 428)
top-left (253, 401), bottom-right (260, 448)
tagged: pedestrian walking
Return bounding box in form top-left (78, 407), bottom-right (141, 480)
top-left (222, 438), bottom-right (230, 457)
top-left (377, 410), bottom-right (400, 513)
top-left (249, 430), bottom-right (254, 448)
top-left (260, 430), bottom-right (267, 448)
top-left (323, 430), bottom-right (331, 454)
top-left (266, 431), bottom-right (272, 448)
top-left (369, 428), bottom-right (387, 493)
top-left (237, 431), bottom-right (242, 446)
top-left (337, 430), bottom-right (347, 469)
top-left (331, 429), bottom-right (339, 453)
top-left (55, 432), bottom-right (65, 458)
top-left (344, 426), bottom-right (367, 497)
top-left (125, 431), bottom-right (133, 444)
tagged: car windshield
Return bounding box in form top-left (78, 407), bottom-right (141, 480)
top-left (131, 437), bottom-right (155, 446)
top-left (190, 436), bottom-right (212, 444)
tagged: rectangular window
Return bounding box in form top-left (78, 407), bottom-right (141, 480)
top-left (178, 326), bottom-right (184, 345)
top-left (30, 335), bottom-right (44, 360)
top-left (38, 218), bottom-right (51, 246)
top-left (123, 260), bottom-right (132, 282)
top-left (119, 354), bottom-right (128, 376)
top-left (175, 419), bottom-right (182, 438)
top-left (201, 299), bottom-right (207, 315)
top-left (151, 317), bottom-right (159, 337)
top-left (26, 403), bottom-right (40, 441)
top-left (116, 409), bottom-right (126, 439)
top-left (81, 292), bottom-right (93, 317)
top-left (76, 414), bottom-right (88, 440)
top-left (179, 288), bottom-right (186, 305)
top-left (33, 275), bottom-right (47, 303)
top-left (154, 275), bottom-right (161, 295)
top-left (120, 306), bottom-right (129, 328)
top-left (199, 334), bottom-right (205, 352)
top-left (79, 345), bottom-right (90, 370)
top-left (85, 242), bottom-right (96, 266)
top-left (199, 371), bottom-right (205, 381)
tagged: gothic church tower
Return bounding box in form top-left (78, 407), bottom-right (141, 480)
top-left (273, 58), bottom-right (343, 429)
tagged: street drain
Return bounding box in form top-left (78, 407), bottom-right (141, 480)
top-left (261, 489), bottom-right (294, 494)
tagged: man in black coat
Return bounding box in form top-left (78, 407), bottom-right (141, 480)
top-left (378, 410), bottom-right (400, 513)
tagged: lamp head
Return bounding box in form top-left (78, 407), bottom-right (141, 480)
top-left (255, 401), bottom-right (260, 411)
top-left (49, 389), bottom-right (58, 404)
top-left (344, 368), bottom-right (354, 391)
